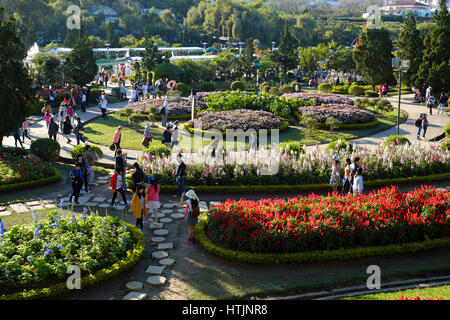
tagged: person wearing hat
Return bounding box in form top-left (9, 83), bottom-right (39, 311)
top-left (329, 156), bottom-right (341, 194)
top-left (130, 184), bottom-right (148, 232)
top-left (113, 126), bottom-right (122, 157)
top-left (183, 189), bottom-right (200, 244)
top-left (146, 175), bottom-right (160, 222)
top-left (142, 123), bottom-right (153, 148)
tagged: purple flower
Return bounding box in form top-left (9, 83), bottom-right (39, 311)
top-left (72, 214), bottom-right (77, 223)
top-left (33, 224), bottom-right (40, 239)
top-left (44, 249), bottom-right (52, 256)
top-left (83, 207), bottom-right (88, 214)
top-left (0, 219), bottom-right (4, 238)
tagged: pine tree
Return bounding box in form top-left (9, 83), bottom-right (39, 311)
top-left (106, 22), bottom-right (119, 48)
top-left (272, 26), bottom-right (298, 78)
top-left (0, 8), bottom-right (37, 146)
top-left (398, 13), bottom-right (423, 87)
top-left (353, 28), bottom-right (395, 88)
top-left (64, 32), bottom-right (97, 86)
top-left (142, 35), bottom-right (165, 83)
top-left (239, 38), bottom-right (256, 81)
top-left (415, 0), bottom-right (450, 95)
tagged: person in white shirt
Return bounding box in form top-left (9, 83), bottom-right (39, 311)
top-left (81, 91), bottom-right (87, 112)
top-left (99, 92), bottom-right (108, 119)
top-left (425, 86), bottom-right (432, 104)
top-left (170, 120), bottom-right (179, 149)
top-left (352, 167), bottom-right (364, 195)
top-left (143, 82), bottom-right (149, 99)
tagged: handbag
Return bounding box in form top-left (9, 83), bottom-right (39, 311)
top-left (142, 136), bottom-right (150, 148)
top-left (110, 143), bottom-right (116, 151)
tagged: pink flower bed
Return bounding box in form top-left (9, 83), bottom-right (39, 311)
top-left (299, 104), bottom-right (376, 124)
top-left (282, 93), bottom-right (354, 106)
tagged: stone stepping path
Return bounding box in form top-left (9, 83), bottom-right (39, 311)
top-left (151, 237), bottom-right (166, 243)
top-left (159, 258), bottom-right (175, 266)
top-left (161, 209), bottom-right (173, 214)
top-left (145, 265), bottom-right (166, 275)
top-left (151, 251), bottom-right (169, 260)
top-left (1, 200), bottom-right (65, 215)
top-left (126, 281), bottom-right (144, 291)
top-left (160, 218), bottom-right (172, 224)
top-left (123, 292), bottom-right (147, 300)
top-left (149, 222), bottom-right (163, 230)
top-left (170, 213), bottom-right (184, 220)
top-left (146, 276), bottom-right (166, 286)
top-left (162, 203), bottom-right (175, 208)
top-left (153, 229), bottom-right (169, 236)
top-left (157, 242), bottom-right (173, 250)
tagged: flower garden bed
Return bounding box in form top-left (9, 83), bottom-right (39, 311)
top-left (298, 104), bottom-right (377, 125)
top-left (0, 212), bottom-right (145, 299)
top-left (281, 93), bottom-right (354, 106)
top-left (127, 98), bottom-right (191, 116)
top-left (197, 186), bottom-right (450, 263)
top-left (187, 109), bottom-right (285, 131)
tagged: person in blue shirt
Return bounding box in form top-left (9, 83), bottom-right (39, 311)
top-left (69, 162), bottom-right (84, 204)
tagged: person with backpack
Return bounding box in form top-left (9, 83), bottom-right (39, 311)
top-left (415, 113), bottom-right (424, 139)
top-left (175, 153), bottom-right (187, 203)
top-left (48, 117), bottom-right (58, 141)
top-left (110, 168), bottom-right (128, 209)
top-left (62, 115), bottom-right (73, 144)
top-left (113, 126), bottom-right (122, 157)
top-left (11, 128), bottom-right (24, 148)
top-left (21, 120), bottom-right (32, 144)
top-left (115, 149), bottom-right (127, 192)
top-left (130, 184), bottom-right (148, 231)
top-left (422, 114), bottom-right (429, 139)
top-left (183, 189), bottom-right (200, 244)
top-left (437, 92), bottom-right (448, 115)
top-left (76, 154), bottom-right (89, 193)
top-left (132, 162), bottom-right (145, 193)
top-left (146, 176), bottom-right (160, 222)
top-left (352, 167), bottom-right (364, 195)
top-left (69, 162), bottom-right (84, 204)
top-left (74, 117), bottom-right (86, 145)
top-left (426, 95), bottom-right (435, 115)
top-left (347, 157), bottom-right (360, 194)
top-left (162, 126), bottom-right (172, 148)
top-left (170, 121), bottom-right (179, 150)
top-left (161, 100), bottom-right (169, 127)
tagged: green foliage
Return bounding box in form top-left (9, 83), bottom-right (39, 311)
top-left (325, 46), bottom-right (355, 72)
top-left (348, 85), bottom-right (365, 96)
top-left (441, 139), bottom-right (450, 151)
top-left (56, 92), bottom-right (70, 107)
top-left (269, 87), bottom-right (281, 96)
top-left (152, 63), bottom-right (181, 82)
top-left (271, 26), bottom-right (298, 76)
top-left (128, 113), bottom-right (147, 127)
top-left (365, 90), bottom-right (379, 97)
top-left (64, 35), bottom-right (97, 86)
top-left (30, 138), bottom-right (60, 161)
top-left (280, 84), bottom-right (295, 94)
top-left (142, 35), bottom-right (165, 76)
top-left (71, 145), bottom-right (103, 160)
top-left (280, 142), bottom-right (305, 155)
top-left (300, 114), bottom-right (320, 135)
top-left (0, 167), bottom-right (60, 193)
top-left (31, 99), bottom-right (46, 115)
top-left (201, 82), bottom-right (216, 92)
top-left (89, 89), bottom-right (102, 104)
top-left (176, 82), bottom-right (191, 96)
top-left (383, 135), bottom-right (411, 147)
top-left (143, 145), bottom-right (171, 157)
top-left (326, 139), bottom-right (353, 153)
top-left (30, 53), bottom-right (64, 88)
top-left (0, 147), bottom-right (28, 156)
top-left (326, 117), bottom-right (341, 132)
top-left (318, 83), bottom-right (333, 93)
top-left (230, 81), bottom-right (245, 91)
top-left (445, 123), bottom-right (450, 139)
top-left (111, 87), bottom-right (121, 100)
top-left (355, 97), bottom-right (394, 115)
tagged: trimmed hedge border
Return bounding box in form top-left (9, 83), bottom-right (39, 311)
top-left (197, 216), bottom-right (450, 264)
top-left (150, 172), bottom-right (450, 194)
top-left (0, 167), bottom-right (61, 193)
top-left (0, 223), bottom-right (146, 300)
top-left (183, 121), bottom-right (290, 136)
top-left (149, 113), bottom-right (191, 121)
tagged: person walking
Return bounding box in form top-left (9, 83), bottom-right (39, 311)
top-left (437, 92), bottom-right (448, 115)
top-left (130, 185), bottom-right (148, 232)
top-left (81, 90), bottom-right (87, 112)
top-left (62, 115), bottom-right (73, 144)
top-left (146, 176), bottom-right (161, 222)
top-left (175, 153), bottom-right (186, 203)
top-left (44, 111), bottom-right (53, 128)
top-left (415, 113), bottom-right (424, 139)
top-left (12, 129), bottom-right (24, 148)
top-left (48, 117), bottom-right (58, 141)
top-left (425, 85), bottom-right (432, 104)
top-left (183, 189), bottom-right (200, 244)
top-left (341, 158), bottom-right (352, 195)
top-left (113, 126), bottom-right (122, 157)
top-left (162, 126), bottom-right (172, 149)
top-left (110, 168), bottom-right (128, 209)
top-left (115, 149), bottom-right (127, 192)
top-left (142, 124), bottom-right (152, 148)
top-left (131, 162), bottom-right (145, 193)
top-left (329, 156), bottom-right (341, 194)
top-left (49, 89), bottom-right (56, 110)
top-left (69, 162), bottom-right (84, 204)
top-left (170, 121), bottom-right (179, 150)
top-left (21, 120), bottom-right (32, 144)
top-left (347, 157), bottom-right (360, 194)
top-left (119, 83), bottom-right (126, 101)
top-left (162, 100), bottom-right (168, 127)
top-left (352, 167), bottom-right (364, 195)
top-left (426, 94), bottom-right (435, 115)
top-left (99, 92), bottom-right (108, 119)
top-left (67, 103), bottom-right (75, 125)
top-left (422, 114), bottom-right (429, 139)
top-left (76, 154), bottom-right (89, 193)
top-left (83, 145), bottom-right (97, 186)
top-left (74, 117), bottom-right (86, 145)
top-left (104, 73), bottom-right (109, 87)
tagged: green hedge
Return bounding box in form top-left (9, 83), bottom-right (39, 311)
top-left (197, 216), bottom-right (450, 264)
top-left (30, 138), bottom-right (61, 161)
top-left (445, 123), bottom-right (450, 139)
top-left (382, 135), bottom-right (411, 148)
top-left (183, 121), bottom-right (290, 136)
top-left (348, 85), bottom-right (365, 96)
top-left (365, 90), bottom-right (379, 97)
top-left (71, 145), bottom-right (104, 160)
top-left (0, 223), bottom-right (145, 300)
top-left (89, 88), bottom-right (103, 104)
top-left (0, 167), bottom-right (61, 193)
top-left (0, 147), bottom-right (29, 156)
top-left (230, 81), bottom-right (245, 91)
top-left (318, 119), bottom-right (379, 130)
top-left (318, 83), bottom-right (333, 93)
top-left (149, 113), bottom-right (191, 121)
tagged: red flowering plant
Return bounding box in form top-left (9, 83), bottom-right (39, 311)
top-left (206, 186), bottom-right (450, 253)
top-left (395, 295), bottom-right (443, 300)
top-left (0, 152), bottom-right (54, 186)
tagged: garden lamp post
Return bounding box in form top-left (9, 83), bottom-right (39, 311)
top-left (253, 61), bottom-right (262, 95)
top-left (105, 43), bottom-right (110, 59)
top-left (392, 58), bottom-right (410, 135)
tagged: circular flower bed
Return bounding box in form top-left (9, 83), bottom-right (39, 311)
top-left (0, 151), bottom-right (55, 186)
top-left (0, 212), bottom-right (137, 296)
top-left (206, 186), bottom-right (450, 254)
top-left (282, 93), bottom-right (354, 106)
top-left (299, 104), bottom-right (376, 124)
top-left (127, 98), bottom-right (191, 116)
top-left (188, 109), bottom-right (285, 131)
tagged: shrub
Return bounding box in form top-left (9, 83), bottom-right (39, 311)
top-left (71, 144), bottom-right (104, 160)
top-left (262, 85), bottom-right (271, 93)
top-left (55, 92), bottom-right (70, 107)
top-left (318, 83), bottom-right (333, 93)
top-left (176, 82), bottom-right (192, 96)
top-left (259, 82), bottom-right (269, 91)
top-left (0, 147), bottom-right (28, 156)
top-left (230, 81), bottom-right (245, 91)
top-left (301, 113), bottom-right (319, 135)
top-left (382, 135), bottom-right (410, 148)
top-left (325, 117), bottom-right (342, 132)
top-left (143, 145), bottom-right (171, 157)
top-left (348, 85), bottom-right (365, 96)
top-left (89, 88), bottom-right (103, 104)
top-left (441, 139), bottom-right (450, 151)
top-left (326, 139), bottom-right (353, 153)
top-left (153, 63), bottom-right (181, 82)
top-left (269, 87), bottom-right (281, 96)
top-left (365, 90), bottom-right (379, 97)
top-left (128, 113), bottom-right (147, 126)
top-left (280, 142), bottom-right (305, 155)
top-left (111, 87), bottom-right (121, 99)
top-left (280, 84), bottom-right (295, 94)
top-left (31, 99), bottom-right (46, 115)
top-left (374, 99), bottom-right (394, 115)
top-left (30, 138), bottom-right (60, 161)
top-left (445, 123), bottom-right (450, 139)
top-left (201, 82), bottom-right (216, 92)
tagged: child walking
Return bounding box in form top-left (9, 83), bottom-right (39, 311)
top-left (183, 189), bottom-right (200, 244)
top-left (110, 168), bottom-right (128, 208)
top-left (69, 162), bottom-right (84, 204)
top-left (145, 176), bottom-right (160, 222)
top-left (130, 185), bottom-right (148, 231)
top-left (352, 167), bottom-right (364, 195)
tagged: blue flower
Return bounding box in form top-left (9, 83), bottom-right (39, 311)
top-left (99, 229), bottom-right (103, 235)
top-left (120, 237), bottom-right (124, 242)
top-left (44, 249), bottom-right (52, 256)
top-left (81, 216), bottom-right (87, 220)
top-left (79, 232), bottom-right (85, 237)
top-left (59, 199), bottom-right (64, 207)
top-left (27, 256), bottom-right (32, 262)
top-left (83, 207), bottom-right (88, 214)
top-left (57, 244), bottom-right (62, 249)
top-left (0, 219), bottom-right (4, 238)
top-left (72, 214), bottom-right (77, 223)
top-left (5, 271), bottom-right (9, 278)
top-left (33, 224), bottom-right (40, 239)
top-left (50, 223), bottom-right (57, 228)
top-left (53, 216), bottom-right (58, 223)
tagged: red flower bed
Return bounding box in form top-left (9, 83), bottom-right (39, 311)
top-left (206, 186), bottom-right (450, 253)
top-left (395, 295), bottom-right (443, 300)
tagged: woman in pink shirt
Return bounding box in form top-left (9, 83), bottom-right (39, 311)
top-left (146, 175), bottom-right (160, 222)
top-left (21, 120), bottom-right (32, 143)
top-left (44, 111), bottom-right (53, 128)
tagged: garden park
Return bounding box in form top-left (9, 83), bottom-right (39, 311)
top-left (1, 1), bottom-right (450, 303)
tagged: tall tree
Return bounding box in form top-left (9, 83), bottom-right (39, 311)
top-left (105, 22), bottom-right (119, 48)
top-left (239, 37), bottom-right (256, 81)
top-left (141, 35), bottom-right (165, 82)
top-left (0, 7), bottom-right (37, 146)
top-left (325, 46), bottom-right (355, 72)
top-left (353, 28), bottom-right (395, 88)
top-left (415, 0), bottom-right (450, 95)
top-left (64, 34), bottom-right (97, 86)
top-left (397, 13), bottom-right (423, 87)
top-left (272, 26), bottom-right (298, 78)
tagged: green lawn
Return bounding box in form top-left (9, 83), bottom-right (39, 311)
top-left (346, 285), bottom-right (450, 300)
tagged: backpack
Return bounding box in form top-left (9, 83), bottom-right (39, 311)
top-left (414, 118), bottom-right (421, 127)
top-left (190, 206), bottom-right (200, 218)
